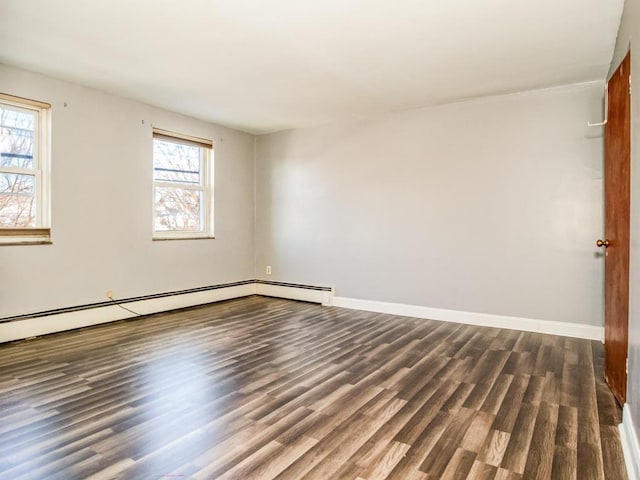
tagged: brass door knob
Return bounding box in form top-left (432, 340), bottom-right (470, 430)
top-left (596, 239), bottom-right (610, 248)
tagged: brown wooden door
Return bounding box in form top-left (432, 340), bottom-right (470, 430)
top-left (603, 52), bottom-right (631, 406)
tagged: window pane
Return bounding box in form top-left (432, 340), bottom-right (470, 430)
top-left (154, 186), bottom-right (202, 232)
top-left (0, 173), bottom-right (36, 227)
top-left (153, 139), bottom-right (201, 184)
top-left (0, 107), bottom-right (35, 169)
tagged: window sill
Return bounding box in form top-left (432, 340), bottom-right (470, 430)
top-left (0, 228), bottom-right (51, 245)
top-left (152, 236), bottom-right (215, 241)
top-left (0, 240), bottom-right (52, 246)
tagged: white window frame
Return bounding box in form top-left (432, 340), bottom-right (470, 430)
top-left (152, 128), bottom-right (214, 240)
top-left (0, 93), bottom-right (51, 245)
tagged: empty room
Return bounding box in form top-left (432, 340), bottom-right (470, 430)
top-left (1, 0), bottom-right (639, 479)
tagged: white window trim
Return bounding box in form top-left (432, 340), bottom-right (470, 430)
top-left (152, 130), bottom-right (214, 240)
top-left (0, 93), bottom-right (51, 245)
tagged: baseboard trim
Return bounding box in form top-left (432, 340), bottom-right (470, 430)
top-left (0, 280), bottom-right (337, 344)
top-left (256, 282), bottom-right (334, 306)
top-left (0, 305), bottom-right (134, 344)
top-left (332, 296), bottom-right (603, 341)
top-left (620, 406), bottom-right (640, 480)
top-left (123, 284), bottom-right (258, 316)
top-left (256, 279), bottom-right (332, 292)
top-left (2, 285), bottom-right (599, 344)
top-left (0, 283), bottom-right (257, 344)
top-left (0, 280), bottom-right (257, 324)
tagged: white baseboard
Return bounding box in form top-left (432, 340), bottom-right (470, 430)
top-left (0, 281), bottom-right (339, 344)
top-left (0, 283), bottom-right (256, 344)
top-left (125, 284), bottom-right (256, 315)
top-left (332, 296), bottom-right (604, 341)
top-left (256, 283), bottom-right (334, 306)
top-left (620, 406), bottom-right (640, 480)
top-left (1, 285), bottom-right (598, 344)
top-left (0, 305), bottom-right (136, 343)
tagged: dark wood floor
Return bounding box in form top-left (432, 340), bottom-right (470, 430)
top-left (0, 295), bottom-right (627, 480)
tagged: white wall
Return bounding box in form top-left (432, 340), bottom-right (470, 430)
top-left (255, 82), bottom-right (605, 326)
top-left (0, 65), bottom-right (255, 318)
top-left (610, 0), bottom-right (640, 457)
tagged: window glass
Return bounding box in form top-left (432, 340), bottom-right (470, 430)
top-left (0, 95), bottom-right (50, 242)
top-left (152, 130), bottom-right (212, 239)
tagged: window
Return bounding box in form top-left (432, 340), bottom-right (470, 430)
top-left (0, 93), bottom-right (51, 244)
top-left (152, 128), bottom-right (214, 239)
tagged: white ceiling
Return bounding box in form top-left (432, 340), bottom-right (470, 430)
top-left (0, 0), bottom-right (624, 134)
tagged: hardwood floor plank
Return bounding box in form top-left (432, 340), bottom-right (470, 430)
top-left (459, 411), bottom-right (495, 453)
top-left (440, 448), bottom-right (477, 480)
top-left (499, 402), bottom-right (539, 473)
top-left (384, 411), bottom-right (452, 480)
top-left (600, 425), bottom-right (628, 480)
top-left (502, 351), bottom-right (534, 376)
top-left (0, 428), bottom-right (115, 479)
top-left (480, 374), bottom-right (514, 415)
top-left (393, 379), bottom-right (460, 445)
top-left (85, 458), bottom-right (136, 480)
top-left (358, 440), bottom-right (410, 480)
top-left (238, 435), bottom-right (318, 480)
top-left (522, 401), bottom-right (559, 479)
top-left (192, 406), bottom-right (314, 479)
top-left (477, 429), bottom-right (511, 467)
top-left (492, 374), bottom-right (530, 433)
top-left (467, 460), bottom-right (498, 479)
top-left (551, 445), bottom-right (577, 480)
top-left (275, 410), bottom-right (389, 480)
top-left (555, 404), bottom-right (578, 449)
top-left (495, 467), bottom-right (523, 480)
top-left (418, 406), bottom-right (476, 477)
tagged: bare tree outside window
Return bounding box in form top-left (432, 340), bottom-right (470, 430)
top-left (152, 135), bottom-right (212, 237)
top-left (0, 107), bottom-right (37, 227)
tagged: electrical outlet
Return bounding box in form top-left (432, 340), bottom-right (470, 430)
top-left (266, 266), bottom-right (272, 275)
top-left (106, 290), bottom-right (114, 300)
